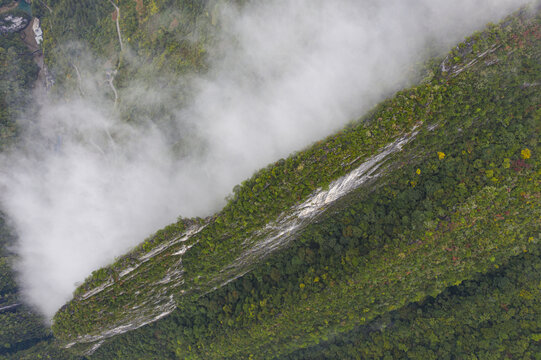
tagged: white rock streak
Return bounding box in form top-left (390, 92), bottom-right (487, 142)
top-left (66, 226), bottom-right (204, 353)
top-left (67, 128), bottom-right (419, 352)
top-left (297, 130), bottom-right (417, 219)
top-left (221, 127), bottom-right (420, 284)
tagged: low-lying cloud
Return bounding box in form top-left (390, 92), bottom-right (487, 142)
top-left (0, 0), bottom-right (531, 319)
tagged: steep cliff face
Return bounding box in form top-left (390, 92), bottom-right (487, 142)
top-left (56, 125), bottom-right (422, 353)
top-left (52, 8), bottom-right (541, 358)
top-left (0, 1), bottom-right (540, 359)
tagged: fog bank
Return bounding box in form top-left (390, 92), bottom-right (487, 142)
top-left (0, 0), bottom-right (530, 319)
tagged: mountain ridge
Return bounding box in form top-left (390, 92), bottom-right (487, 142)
top-left (52, 6), bottom-right (541, 358)
top-left (0, 1), bottom-right (539, 359)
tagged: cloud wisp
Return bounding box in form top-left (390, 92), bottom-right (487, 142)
top-left (0, 0), bottom-right (530, 319)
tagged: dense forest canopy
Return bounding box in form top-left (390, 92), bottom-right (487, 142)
top-left (0, 0), bottom-right (540, 359)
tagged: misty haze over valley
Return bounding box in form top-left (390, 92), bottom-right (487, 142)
top-left (0, 0), bottom-right (540, 358)
top-left (0, 0), bottom-right (531, 320)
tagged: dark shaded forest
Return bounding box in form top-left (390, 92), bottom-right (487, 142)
top-left (0, 1), bottom-right (539, 359)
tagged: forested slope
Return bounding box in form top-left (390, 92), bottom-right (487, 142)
top-left (0, 1), bottom-right (539, 359)
top-left (284, 246), bottom-right (541, 359)
top-left (54, 6), bottom-right (541, 359)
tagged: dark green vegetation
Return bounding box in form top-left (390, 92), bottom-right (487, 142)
top-left (40, 0), bottom-right (211, 98)
top-left (285, 246), bottom-right (541, 359)
top-left (0, 4), bottom-right (75, 359)
top-left (0, 1), bottom-right (540, 359)
top-left (0, 23), bottom-right (37, 150)
top-left (0, 0), bottom-right (217, 357)
top-left (0, 220), bottom-right (62, 358)
top-left (50, 6), bottom-right (541, 359)
top-left (0, 16), bottom-right (52, 359)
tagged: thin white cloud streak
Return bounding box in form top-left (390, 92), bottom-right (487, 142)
top-left (0, 0), bottom-right (530, 319)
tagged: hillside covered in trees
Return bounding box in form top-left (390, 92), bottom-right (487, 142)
top-left (0, 0), bottom-right (540, 359)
